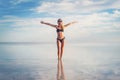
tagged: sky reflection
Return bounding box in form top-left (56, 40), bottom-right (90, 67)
top-left (0, 43), bottom-right (120, 80)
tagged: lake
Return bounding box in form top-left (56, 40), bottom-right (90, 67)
top-left (0, 42), bottom-right (120, 80)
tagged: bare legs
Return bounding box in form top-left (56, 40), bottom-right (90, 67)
top-left (57, 40), bottom-right (61, 59)
top-left (57, 39), bottom-right (64, 60)
top-left (61, 40), bottom-right (64, 59)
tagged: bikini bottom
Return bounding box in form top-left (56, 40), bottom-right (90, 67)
top-left (57, 37), bottom-right (65, 43)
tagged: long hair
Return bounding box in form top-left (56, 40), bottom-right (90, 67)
top-left (57, 18), bottom-right (64, 29)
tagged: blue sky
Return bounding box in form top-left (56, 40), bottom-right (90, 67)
top-left (0, 0), bottom-right (120, 43)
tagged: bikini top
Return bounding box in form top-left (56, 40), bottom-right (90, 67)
top-left (56, 29), bottom-right (64, 32)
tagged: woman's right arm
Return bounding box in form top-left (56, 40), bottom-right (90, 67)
top-left (40, 21), bottom-right (56, 28)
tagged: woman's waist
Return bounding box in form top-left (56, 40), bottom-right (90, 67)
top-left (57, 36), bottom-right (65, 39)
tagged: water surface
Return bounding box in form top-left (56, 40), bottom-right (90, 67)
top-left (0, 43), bottom-right (120, 80)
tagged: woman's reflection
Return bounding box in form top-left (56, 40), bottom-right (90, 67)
top-left (57, 60), bottom-right (66, 80)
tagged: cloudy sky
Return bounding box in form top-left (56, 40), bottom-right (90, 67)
top-left (0, 0), bottom-right (120, 43)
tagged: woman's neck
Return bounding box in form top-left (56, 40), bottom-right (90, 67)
top-left (58, 24), bottom-right (64, 29)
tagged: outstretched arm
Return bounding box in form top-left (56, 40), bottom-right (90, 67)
top-left (64, 21), bottom-right (78, 27)
top-left (40, 21), bottom-right (57, 28)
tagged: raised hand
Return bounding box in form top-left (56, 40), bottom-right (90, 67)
top-left (40, 21), bottom-right (44, 24)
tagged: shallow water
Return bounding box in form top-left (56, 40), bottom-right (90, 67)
top-left (0, 43), bottom-right (120, 80)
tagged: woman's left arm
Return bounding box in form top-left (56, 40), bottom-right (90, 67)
top-left (64, 21), bottom-right (78, 27)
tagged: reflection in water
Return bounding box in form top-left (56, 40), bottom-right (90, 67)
top-left (0, 44), bottom-right (120, 80)
top-left (57, 60), bottom-right (66, 80)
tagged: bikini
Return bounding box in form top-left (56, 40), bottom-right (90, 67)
top-left (56, 29), bottom-right (64, 32)
top-left (56, 29), bottom-right (65, 43)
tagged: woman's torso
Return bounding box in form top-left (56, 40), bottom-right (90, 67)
top-left (56, 25), bottom-right (64, 39)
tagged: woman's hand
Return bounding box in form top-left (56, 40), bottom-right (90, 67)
top-left (40, 21), bottom-right (44, 24)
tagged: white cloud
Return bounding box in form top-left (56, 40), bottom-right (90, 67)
top-left (32, 0), bottom-right (120, 14)
top-left (2, 9), bottom-right (120, 30)
top-left (1, 9), bottom-right (120, 42)
top-left (33, 1), bottom-right (76, 13)
top-left (113, 10), bottom-right (120, 17)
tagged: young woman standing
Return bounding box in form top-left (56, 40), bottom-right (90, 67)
top-left (41, 19), bottom-right (77, 60)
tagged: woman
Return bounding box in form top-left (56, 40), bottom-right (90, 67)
top-left (40, 19), bottom-right (77, 60)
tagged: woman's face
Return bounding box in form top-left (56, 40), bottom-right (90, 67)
top-left (57, 20), bottom-right (63, 25)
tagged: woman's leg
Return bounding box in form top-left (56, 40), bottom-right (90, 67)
top-left (57, 40), bottom-right (61, 59)
top-left (61, 40), bottom-right (64, 59)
